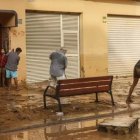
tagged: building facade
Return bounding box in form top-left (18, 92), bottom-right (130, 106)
top-left (0, 0), bottom-right (140, 83)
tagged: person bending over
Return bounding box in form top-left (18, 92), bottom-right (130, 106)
top-left (5, 48), bottom-right (22, 91)
top-left (49, 47), bottom-right (67, 86)
top-left (126, 60), bottom-right (140, 103)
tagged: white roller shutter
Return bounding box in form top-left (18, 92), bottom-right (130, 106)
top-left (26, 13), bottom-right (61, 83)
top-left (108, 15), bottom-right (140, 76)
top-left (62, 14), bottom-right (80, 78)
top-left (26, 12), bottom-right (80, 83)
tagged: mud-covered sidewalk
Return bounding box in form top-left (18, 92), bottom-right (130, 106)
top-left (1, 76), bottom-right (140, 133)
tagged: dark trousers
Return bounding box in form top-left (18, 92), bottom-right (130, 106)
top-left (0, 68), bottom-right (7, 87)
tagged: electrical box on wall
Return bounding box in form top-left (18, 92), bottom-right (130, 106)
top-left (18, 19), bottom-right (22, 24)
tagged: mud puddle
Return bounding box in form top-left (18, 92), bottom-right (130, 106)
top-left (1, 111), bottom-right (140, 140)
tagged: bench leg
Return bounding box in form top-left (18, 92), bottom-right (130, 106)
top-left (57, 98), bottom-right (62, 112)
top-left (95, 92), bottom-right (99, 102)
top-left (43, 87), bottom-right (49, 109)
top-left (109, 91), bottom-right (115, 106)
top-left (43, 92), bottom-right (47, 109)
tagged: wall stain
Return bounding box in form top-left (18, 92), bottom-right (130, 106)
top-left (10, 30), bottom-right (25, 37)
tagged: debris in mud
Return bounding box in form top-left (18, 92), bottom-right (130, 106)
top-left (72, 106), bottom-right (80, 110)
top-left (56, 112), bottom-right (64, 116)
top-left (16, 112), bottom-right (31, 120)
top-left (98, 117), bottom-right (138, 134)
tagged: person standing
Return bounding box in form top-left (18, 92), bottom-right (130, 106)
top-left (0, 48), bottom-right (7, 87)
top-left (5, 47), bottom-right (22, 91)
top-left (126, 60), bottom-right (140, 103)
top-left (49, 47), bottom-right (67, 86)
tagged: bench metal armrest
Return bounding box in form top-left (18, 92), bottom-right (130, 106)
top-left (44, 85), bottom-right (56, 96)
top-left (47, 85), bottom-right (56, 90)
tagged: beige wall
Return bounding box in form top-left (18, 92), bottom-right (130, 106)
top-left (2, 0), bottom-right (139, 81)
top-left (26, 0), bottom-right (140, 78)
top-left (84, 0), bottom-right (140, 76)
top-left (0, 0), bottom-right (26, 82)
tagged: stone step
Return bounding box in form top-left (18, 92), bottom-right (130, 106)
top-left (98, 117), bottom-right (138, 134)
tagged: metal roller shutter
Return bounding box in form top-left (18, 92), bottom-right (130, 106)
top-left (62, 14), bottom-right (80, 78)
top-left (26, 12), bottom-right (80, 83)
top-left (108, 15), bottom-right (140, 76)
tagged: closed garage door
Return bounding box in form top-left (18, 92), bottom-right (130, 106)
top-left (26, 12), bottom-right (80, 83)
top-left (108, 15), bottom-right (140, 76)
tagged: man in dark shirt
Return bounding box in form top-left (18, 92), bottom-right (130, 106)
top-left (5, 47), bottom-right (22, 91)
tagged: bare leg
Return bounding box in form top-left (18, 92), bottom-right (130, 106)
top-left (3, 69), bottom-right (7, 86)
top-left (7, 78), bottom-right (12, 91)
top-left (1, 68), bottom-right (5, 87)
top-left (13, 78), bottom-right (19, 90)
top-left (126, 78), bottom-right (139, 103)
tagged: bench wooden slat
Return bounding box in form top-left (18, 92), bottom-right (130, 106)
top-left (59, 87), bottom-right (98, 97)
top-left (97, 85), bottom-right (110, 92)
top-left (59, 80), bottom-right (111, 90)
top-left (59, 85), bottom-right (110, 97)
top-left (58, 76), bottom-right (113, 84)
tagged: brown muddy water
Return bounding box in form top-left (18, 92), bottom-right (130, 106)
top-left (0, 114), bottom-right (140, 140)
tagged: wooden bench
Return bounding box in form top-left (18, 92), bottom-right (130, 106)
top-left (43, 76), bottom-right (114, 111)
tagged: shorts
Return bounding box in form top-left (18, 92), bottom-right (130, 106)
top-left (6, 69), bottom-right (17, 78)
top-left (56, 74), bottom-right (66, 80)
top-left (49, 74), bottom-right (66, 87)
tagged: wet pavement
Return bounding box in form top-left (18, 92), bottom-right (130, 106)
top-left (1, 76), bottom-right (140, 139)
top-left (1, 110), bottom-right (140, 140)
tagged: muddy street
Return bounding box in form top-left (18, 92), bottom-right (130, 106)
top-left (1, 76), bottom-right (140, 139)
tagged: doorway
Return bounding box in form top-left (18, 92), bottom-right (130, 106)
top-left (0, 27), bottom-right (9, 87)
